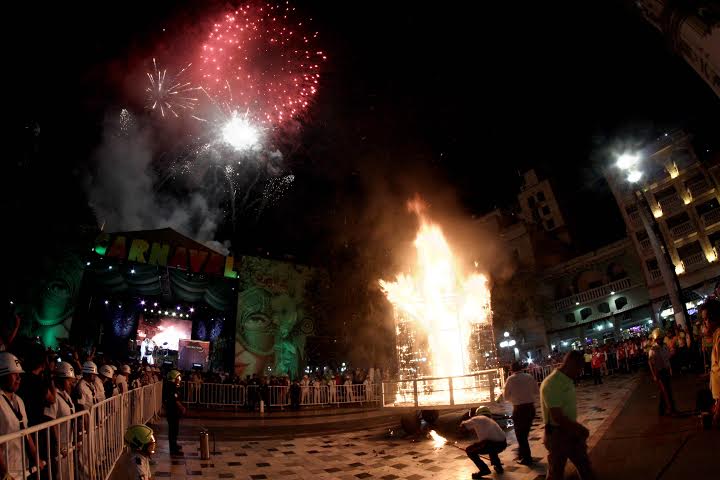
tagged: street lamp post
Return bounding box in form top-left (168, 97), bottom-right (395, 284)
top-left (615, 153), bottom-right (689, 330)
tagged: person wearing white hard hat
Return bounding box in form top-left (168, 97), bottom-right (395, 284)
top-left (45, 362), bottom-right (76, 480)
top-left (116, 365), bottom-right (130, 394)
top-left (93, 363), bottom-right (106, 403)
top-left (74, 361), bottom-right (98, 411)
top-left (0, 351), bottom-right (40, 480)
top-left (99, 365), bottom-right (117, 398)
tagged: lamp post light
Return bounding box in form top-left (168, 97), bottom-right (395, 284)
top-left (614, 152), bottom-right (689, 330)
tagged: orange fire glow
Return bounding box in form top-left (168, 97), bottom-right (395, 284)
top-left (379, 199), bottom-right (492, 383)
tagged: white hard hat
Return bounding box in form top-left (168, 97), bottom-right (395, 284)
top-left (82, 361), bottom-right (98, 375)
top-left (98, 365), bottom-right (114, 379)
top-left (110, 365), bottom-right (118, 372)
top-left (54, 362), bottom-right (75, 379)
top-left (120, 365), bottom-right (131, 374)
top-left (0, 352), bottom-right (24, 376)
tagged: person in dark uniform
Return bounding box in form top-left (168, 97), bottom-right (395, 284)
top-left (163, 370), bottom-right (186, 455)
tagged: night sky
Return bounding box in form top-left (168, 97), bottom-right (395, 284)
top-left (6, 0), bottom-right (720, 277)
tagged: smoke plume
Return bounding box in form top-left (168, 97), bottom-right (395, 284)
top-left (87, 110), bottom-right (228, 254)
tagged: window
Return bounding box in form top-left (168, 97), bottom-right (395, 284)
top-left (580, 307), bottom-right (592, 320)
top-left (614, 297), bottom-right (628, 310)
top-left (536, 191), bottom-right (546, 202)
top-left (565, 313), bottom-right (576, 323)
top-left (598, 302), bottom-right (610, 314)
top-left (542, 205), bottom-right (551, 216)
top-left (528, 197), bottom-right (536, 209)
top-left (545, 218), bottom-right (556, 230)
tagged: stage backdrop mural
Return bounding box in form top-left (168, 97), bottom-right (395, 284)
top-left (235, 256), bottom-right (327, 379)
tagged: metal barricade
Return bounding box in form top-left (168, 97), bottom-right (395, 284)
top-left (0, 410), bottom-right (91, 480)
top-left (90, 395), bottom-right (124, 480)
top-left (0, 381), bottom-right (163, 480)
top-left (198, 383), bottom-right (245, 407)
top-left (381, 368), bottom-right (505, 408)
top-left (269, 386), bottom-right (290, 407)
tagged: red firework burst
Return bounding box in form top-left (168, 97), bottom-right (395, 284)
top-left (198, 1), bottom-right (325, 125)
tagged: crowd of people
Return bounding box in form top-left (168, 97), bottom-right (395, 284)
top-left (0, 336), bottom-right (165, 479)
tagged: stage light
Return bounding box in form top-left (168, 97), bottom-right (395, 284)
top-left (86, 262), bottom-right (91, 266)
top-left (108, 266), bottom-right (113, 270)
top-left (140, 300), bottom-right (145, 305)
top-left (153, 302), bottom-right (158, 307)
top-left (190, 308), bottom-right (194, 313)
top-left (131, 269), bottom-right (135, 274)
top-left (176, 306), bottom-right (181, 310)
top-left (104, 300), bottom-right (109, 305)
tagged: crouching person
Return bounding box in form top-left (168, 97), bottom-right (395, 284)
top-left (460, 406), bottom-right (507, 478)
top-left (113, 424), bottom-right (156, 480)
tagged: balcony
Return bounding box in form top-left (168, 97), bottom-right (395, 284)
top-left (627, 210), bottom-right (643, 229)
top-left (681, 252), bottom-right (708, 272)
top-left (639, 238), bottom-right (652, 256)
top-left (551, 277), bottom-right (632, 312)
top-left (687, 178), bottom-right (712, 198)
top-left (658, 195), bottom-right (685, 215)
top-left (670, 221), bottom-right (696, 239)
top-left (649, 269), bottom-right (663, 281)
top-left (701, 208), bottom-right (720, 229)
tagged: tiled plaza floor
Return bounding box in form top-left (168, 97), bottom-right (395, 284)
top-left (150, 373), bottom-right (639, 480)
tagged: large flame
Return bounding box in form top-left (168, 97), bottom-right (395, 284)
top-left (379, 200), bottom-right (492, 381)
top-left (429, 430), bottom-right (447, 449)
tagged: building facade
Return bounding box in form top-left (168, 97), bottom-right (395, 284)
top-left (606, 130), bottom-right (720, 324)
top-left (633, 0), bottom-right (720, 98)
top-left (541, 239), bottom-right (652, 351)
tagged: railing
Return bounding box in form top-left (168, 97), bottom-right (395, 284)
top-left (181, 382), bottom-right (383, 408)
top-left (687, 179), bottom-right (712, 198)
top-left (381, 369), bottom-right (504, 408)
top-left (524, 364), bottom-right (560, 383)
top-left (670, 221), bottom-right (695, 239)
top-left (658, 195), bottom-right (685, 215)
top-left (0, 381), bottom-right (162, 480)
top-left (627, 210), bottom-right (643, 229)
top-left (181, 382), bottom-right (246, 407)
top-left (552, 277), bottom-right (632, 311)
top-left (649, 269), bottom-right (663, 281)
top-left (639, 238), bottom-right (652, 255)
top-left (701, 208), bottom-right (720, 228)
top-left (682, 252), bottom-right (707, 271)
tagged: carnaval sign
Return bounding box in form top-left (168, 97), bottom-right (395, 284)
top-left (93, 230), bottom-right (238, 278)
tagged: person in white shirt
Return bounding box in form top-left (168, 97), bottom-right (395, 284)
top-left (460, 406), bottom-right (507, 478)
top-left (0, 352), bottom-right (40, 480)
top-left (74, 361), bottom-right (98, 411)
top-left (502, 361), bottom-right (539, 465)
top-left (45, 362), bottom-right (76, 479)
top-left (141, 338), bottom-right (155, 366)
top-left (116, 365), bottom-right (130, 394)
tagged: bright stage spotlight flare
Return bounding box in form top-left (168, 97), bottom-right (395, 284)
top-left (222, 113), bottom-right (260, 151)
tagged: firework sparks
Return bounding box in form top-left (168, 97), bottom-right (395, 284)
top-left (221, 111), bottom-right (262, 150)
top-left (198, 2), bottom-right (325, 125)
top-left (146, 58), bottom-right (202, 118)
top-left (428, 430), bottom-right (447, 449)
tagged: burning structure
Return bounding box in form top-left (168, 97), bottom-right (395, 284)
top-left (379, 200), bottom-right (501, 407)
